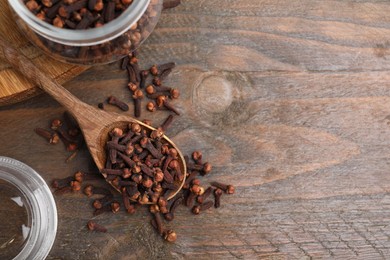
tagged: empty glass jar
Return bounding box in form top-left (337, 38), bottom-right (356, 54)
top-left (0, 157), bottom-right (57, 260)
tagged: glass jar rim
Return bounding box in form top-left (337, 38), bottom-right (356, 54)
top-left (8, 0), bottom-right (151, 46)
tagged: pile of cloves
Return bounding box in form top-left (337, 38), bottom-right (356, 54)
top-left (24, 0), bottom-right (135, 29)
top-left (147, 150), bottom-right (235, 242)
top-left (103, 121), bottom-right (184, 207)
top-left (34, 111), bottom-right (84, 162)
top-left (100, 51), bottom-right (180, 119)
top-left (51, 149), bottom-right (235, 242)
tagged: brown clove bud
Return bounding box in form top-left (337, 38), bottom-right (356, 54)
top-left (87, 220), bottom-right (107, 233)
top-left (107, 96), bottom-right (129, 111)
top-left (192, 201), bottom-right (214, 215)
top-left (35, 128), bottom-right (60, 144)
top-left (210, 182), bottom-right (235, 194)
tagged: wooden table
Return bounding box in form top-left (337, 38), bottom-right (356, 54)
top-left (2, 0), bottom-right (390, 259)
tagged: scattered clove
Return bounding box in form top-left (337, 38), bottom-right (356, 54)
top-left (210, 182), bottom-right (235, 194)
top-left (107, 96), bottom-right (129, 111)
top-left (163, 0), bottom-right (181, 10)
top-left (87, 220), bottom-right (107, 233)
top-left (192, 201), bottom-right (214, 215)
top-left (35, 128), bottom-right (60, 144)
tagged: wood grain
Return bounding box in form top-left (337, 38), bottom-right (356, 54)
top-left (2, 0), bottom-right (390, 259)
top-left (0, 0), bottom-right (88, 106)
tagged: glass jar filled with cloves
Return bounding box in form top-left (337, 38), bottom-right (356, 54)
top-left (8, 0), bottom-right (162, 65)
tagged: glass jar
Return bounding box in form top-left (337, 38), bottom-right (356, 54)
top-left (7, 0), bottom-right (163, 65)
top-left (0, 157), bottom-right (57, 260)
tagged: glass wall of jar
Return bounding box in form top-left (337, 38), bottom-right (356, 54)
top-left (8, 0), bottom-right (163, 65)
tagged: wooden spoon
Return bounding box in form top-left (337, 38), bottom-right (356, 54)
top-left (0, 39), bottom-right (186, 200)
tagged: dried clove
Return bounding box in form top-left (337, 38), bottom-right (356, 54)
top-left (161, 115), bottom-right (175, 132)
top-left (197, 186), bottom-right (214, 204)
top-left (192, 201), bottom-right (214, 215)
top-left (35, 128), bottom-right (60, 144)
top-left (87, 220), bottom-right (107, 233)
top-left (210, 182), bottom-right (235, 194)
top-left (163, 0), bottom-right (181, 10)
top-left (214, 188), bottom-right (223, 208)
top-left (83, 185), bottom-right (111, 197)
top-left (164, 195), bottom-right (183, 221)
top-left (107, 96), bottom-right (129, 111)
top-left (93, 193), bottom-right (114, 209)
top-left (51, 176), bottom-right (74, 189)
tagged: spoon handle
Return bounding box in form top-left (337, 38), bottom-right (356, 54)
top-left (0, 38), bottom-right (90, 116)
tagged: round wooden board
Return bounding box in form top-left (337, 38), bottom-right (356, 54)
top-left (0, 0), bottom-right (88, 107)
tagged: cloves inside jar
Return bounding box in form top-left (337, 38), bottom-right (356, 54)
top-left (24, 0), bottom-right (135, 30)
top-left (9, 0), bottom-right (164, 64)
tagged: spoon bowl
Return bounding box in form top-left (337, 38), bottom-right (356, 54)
top-left (0, 39), bottom-right (186, 201)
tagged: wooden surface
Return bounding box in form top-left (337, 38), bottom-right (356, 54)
top-left (2, 0), bottom-right (390, 259)
top-left (0, 0), bottom-right (88, 106)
